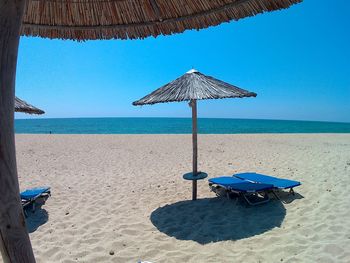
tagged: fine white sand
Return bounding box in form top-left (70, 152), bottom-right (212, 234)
top-left (5, 134), bottom-right (350, 262)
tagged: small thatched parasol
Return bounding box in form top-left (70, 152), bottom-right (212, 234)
top-left (15, 97), bottom-right (45, 115)
top-left (0, 1), bottom-right (302, 261)
top-left (133, 69), bottom-right (257, 200)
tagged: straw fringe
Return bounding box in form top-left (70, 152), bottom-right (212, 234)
top-left (21, 0), bottom-right (302, 41)
top-left (15, 97), bottom-right (45, 115)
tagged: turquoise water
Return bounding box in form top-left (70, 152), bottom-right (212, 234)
top-left (14, 118), bottom-right (350, 134)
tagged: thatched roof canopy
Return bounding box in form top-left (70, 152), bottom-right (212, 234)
top-left (133, 69), bottom-right (257, 105)
top-left (15, 97), bottom-right (45, 115)
top-left (22, 0), bottom-right (302, 41)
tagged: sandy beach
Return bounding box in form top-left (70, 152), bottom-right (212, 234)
top-left (8, 134), bottom-right (350, 262)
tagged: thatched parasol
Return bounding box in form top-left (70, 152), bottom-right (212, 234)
top-left (0, 1), bottom-right (301, 262)
top-left (133, 69), bottom-right (257, 200)
top-left (21, 0), bottom-right (302, 41)
top-left (15, 97), bottom-right (45, 115)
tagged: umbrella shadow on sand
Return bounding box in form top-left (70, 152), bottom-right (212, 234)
top-left (151, 197), bottom-right (286, 244)
top-left (25, 207), bottom-right (49, 233)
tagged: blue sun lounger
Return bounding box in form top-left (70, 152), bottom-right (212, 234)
top-left (234, 173), bottom-right (301, 198)
top-left (208, 177), bottom-right (274, 205)
top-left (234, 173), bottom-right (301, 192)
top-left (21, 187), bottom-right (51, 216)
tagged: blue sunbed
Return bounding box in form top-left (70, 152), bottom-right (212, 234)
top-left (21, 187), bottom-right (51, 216)
top-left (234, 173), bottom-right (300, 192)
top-left (208, 176), bottom-right (274, 205)
top-left (234, 173), bottom-right (301, 202)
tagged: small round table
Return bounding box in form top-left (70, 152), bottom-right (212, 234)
top-left (183, 172), bottom-right (208, 180)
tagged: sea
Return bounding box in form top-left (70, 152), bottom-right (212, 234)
top-left (14, 118), bottom-right (350, 134)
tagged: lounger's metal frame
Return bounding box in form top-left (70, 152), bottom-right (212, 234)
top-left (209, 183), bottom-right (271, 206)
top-left (239, 190), bottom-right (270, 206)
top-left (269, 187), bottom-right (295, 204)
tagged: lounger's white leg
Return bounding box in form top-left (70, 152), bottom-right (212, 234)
top-left (243, 192), bottom-right (270, 206)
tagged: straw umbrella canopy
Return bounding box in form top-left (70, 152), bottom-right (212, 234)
top-left (133, 69), bottom-right (257, 200)
top-left (20, 0), bottom-right (302, 41)
top-left (15, 97), bottom-right (45, 115)
top-left (0, 1), bottom-right (301, 262)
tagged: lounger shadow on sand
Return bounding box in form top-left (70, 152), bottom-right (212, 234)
top-left (26, 208), bottom-right (49, 233)
top-left (150, 197), bottom-right (286, 244)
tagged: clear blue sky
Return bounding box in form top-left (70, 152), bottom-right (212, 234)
top-left (15, 0), bottom-right (350, 122)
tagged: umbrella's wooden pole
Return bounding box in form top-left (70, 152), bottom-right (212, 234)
top-left (0, 0), bottom-right (36, 262)
top-left (191, 99), bottom-right (198, 200)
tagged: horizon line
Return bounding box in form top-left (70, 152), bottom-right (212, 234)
top-left (14, 116), bottom-right (350, 125)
